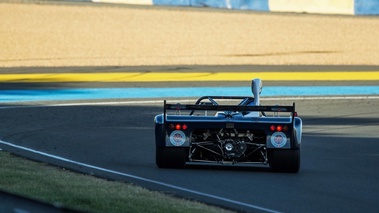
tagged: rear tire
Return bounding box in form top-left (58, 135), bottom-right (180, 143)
top-left (269, 149), bottom-right (300, 173)
top-left (156, 147), bottom-right (187, 168)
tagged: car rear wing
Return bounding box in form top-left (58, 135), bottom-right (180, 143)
top-left (163, 100), bottom-right (297, 125)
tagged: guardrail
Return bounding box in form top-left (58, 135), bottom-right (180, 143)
top-left (92, 0), bottom-right (379, 15)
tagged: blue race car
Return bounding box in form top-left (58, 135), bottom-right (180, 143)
top-left (154, 78), bottom-right (302, 173)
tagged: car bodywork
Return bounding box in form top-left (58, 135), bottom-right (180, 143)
top-left (154, 79), bottom-right (302, 173)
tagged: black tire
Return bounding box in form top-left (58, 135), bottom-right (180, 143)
top-left (269, 149), bottom-right (300, 173)
top-left (156, 147), bottom-right (187, 169)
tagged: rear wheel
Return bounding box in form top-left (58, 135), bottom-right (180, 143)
top-left (269, 149), bottom-right (300, 173)
top-left (156, 147), bottom-right (187, 168)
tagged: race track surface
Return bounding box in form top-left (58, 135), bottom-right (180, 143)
top-left (1, 70), bottom-right (378, 212)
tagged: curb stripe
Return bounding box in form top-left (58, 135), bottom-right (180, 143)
top-left (1, 71), bottom-right (379, 82)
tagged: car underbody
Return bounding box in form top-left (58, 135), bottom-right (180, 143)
top-left (189, 128), bottom-right (267, 164)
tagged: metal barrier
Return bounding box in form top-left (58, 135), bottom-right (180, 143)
top-left (93, 0), bottom-right (379, 15)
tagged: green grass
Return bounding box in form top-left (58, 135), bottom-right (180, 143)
top-left (0, 151), bottom-right (233, 213)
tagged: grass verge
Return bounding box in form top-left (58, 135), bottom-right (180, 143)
top-left (0, 151), bottom-right (233, 213)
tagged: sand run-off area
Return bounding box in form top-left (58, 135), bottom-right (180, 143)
top-left (1, 1), bottom-right (379, 67)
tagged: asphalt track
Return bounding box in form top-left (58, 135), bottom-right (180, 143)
top-left (1, 65), bottom-right (379, 212)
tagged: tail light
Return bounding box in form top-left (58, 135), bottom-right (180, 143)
top-left (270, 125), bottom-right (288, 132)
top-left (169, 123), bottom-right (188, 130)
top-left (175, 124), bottom-right (181, 130)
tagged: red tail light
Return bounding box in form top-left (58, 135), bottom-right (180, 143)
top-left (270, 125), bottom-right (287, 132)
top-left (175, 124), bottom-right (181, 130)
top-left (169, 123), bottom-right (188, 130)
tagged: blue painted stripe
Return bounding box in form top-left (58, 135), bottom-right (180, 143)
top-left (1, 86), bottom-right (378, 102)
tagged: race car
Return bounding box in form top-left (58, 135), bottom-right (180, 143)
top-left (154, 78), bottom-right (302, 173)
